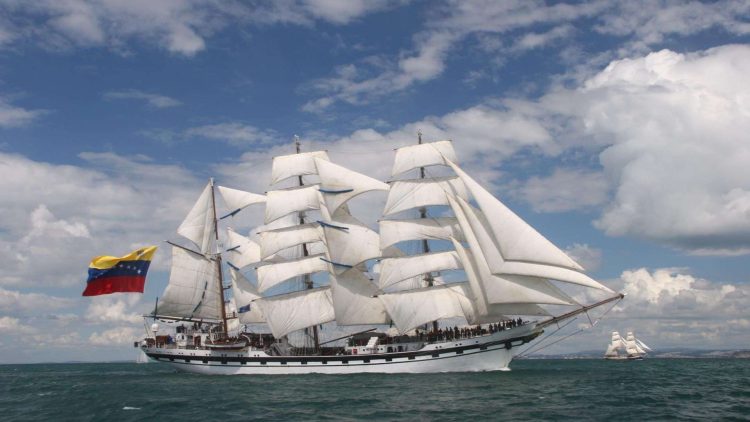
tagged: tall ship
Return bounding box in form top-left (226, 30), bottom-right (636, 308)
top-left (139, 137), bottom-right (623, 374)
top-left (604, 330), bottom-right (651, 360)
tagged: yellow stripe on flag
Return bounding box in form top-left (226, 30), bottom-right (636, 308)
top-left (89, 246), bottom-right (158, 270)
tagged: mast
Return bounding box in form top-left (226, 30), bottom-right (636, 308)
top-left (210, 178), bottom-right (229, 336)
top-left (295, 136), bottom-right (320, 350)
top-left (417, 131), bottom-right (439, 334)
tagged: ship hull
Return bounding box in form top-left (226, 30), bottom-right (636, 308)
top-left (143, 324), bottom-right (539, 375)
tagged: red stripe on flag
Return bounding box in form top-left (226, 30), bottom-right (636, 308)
top-left (82, 275), bottom-right (146, 296)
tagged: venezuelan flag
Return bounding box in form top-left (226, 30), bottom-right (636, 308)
top-left (83, 246), bottom-right (157, 296)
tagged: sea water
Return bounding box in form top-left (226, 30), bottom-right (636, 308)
top-left (1, 359), bottom-right (748, 421)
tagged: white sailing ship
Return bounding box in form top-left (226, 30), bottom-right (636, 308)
top-left (604, 330), bottom-right (651, 360)
top-left (139, 137), bottom-right (623, 374)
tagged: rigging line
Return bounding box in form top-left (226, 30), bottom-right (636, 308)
top-left (517, 297), bottom-right (622, 358)
top-left (515, 317), bottom-right (578, 359)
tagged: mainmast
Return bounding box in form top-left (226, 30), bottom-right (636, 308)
top-left (295, 136), bottom-right (320, 350)
top-left (210, 178), bottom-right (229, 336)
top-left (417, 131), bottom-right (439, 334)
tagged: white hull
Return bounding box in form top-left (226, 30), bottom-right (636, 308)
top-left (143, 324), bottom-right (539, 375)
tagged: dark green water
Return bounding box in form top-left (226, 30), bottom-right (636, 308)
top-left (1, 359), bottom-right (748, 421)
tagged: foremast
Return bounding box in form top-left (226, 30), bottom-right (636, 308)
top-left (417, 131), bottom-right (439, 334)
top-left (295, 136), bottom-right (320, 350)
top-left (209, 178), bottom-right (230, 336)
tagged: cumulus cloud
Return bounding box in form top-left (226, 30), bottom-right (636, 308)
top-left (561, 46), bottom-right (750, 254)
top-left (463, 44), bottom-right (750, 255)
top-left (541, 267), bottom-right (749, 353)
top-left (0, 151), bottom-right (202, 287)
top-left (103, 90), bottom-right (182, 108)
top-left (85, 296), bottom-right (142, 324)
top-left (607, 269), bottom-right (748, 347)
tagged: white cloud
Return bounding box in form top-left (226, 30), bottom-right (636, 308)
top-left (0, 151), bottom-right (202, 287)
top-left (89, 326), bottom-right (140, 346)
top-left (103, 90), bottom-right (182, 108)
top-left (184, 122), bottom-right (277, 148)
top-left (490, 44), bottom-right (750, 255)
top-left (0, 316), bottom-right (37, 334)
top-left (564, 243), bottom-right (602, 272)
top-left (0, 0), bottom-right (400, 56)
top-left (85, 296), bottom-right (142, 324)
top-left (582, 46), bottom-right (750, 254)
top-left (0, 98), bottom-right (46, 128)
top-left (0, 287), bottom-right (76, 316)
top-left (519, 168), bottom-right (609, 213)
top-left (301, 0), bottom-right (600, 111)
top-left (594, 1), bottom-right (750, 47)
top-left (542, 267), bottom-right (749, 353)
top-left (302, 0), bottom-right (750, 111)
top-left (511, 24), bottom-right (574, 52)
top-left (301, 0), bottom-right (394, 25)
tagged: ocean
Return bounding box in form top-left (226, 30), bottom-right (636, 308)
top-left (1, 359), bottom-right (748, 421)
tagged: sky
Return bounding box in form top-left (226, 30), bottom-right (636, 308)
top-left (0, 0), bottom-right (749, 363)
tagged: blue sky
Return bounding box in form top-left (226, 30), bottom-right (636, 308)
top-left (0, 0), bottom-right (749, 363)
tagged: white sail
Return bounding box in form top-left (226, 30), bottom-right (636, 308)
top-left (225, 228), bottom-right (262, 268)
top-left (228, 266), bottom-right (265, 324)
top-left (329, 268), bottom-right (389, 325)
top-left (315, 158), bottom-right (389, 215)
top-left (225, 298), bottom-right (241, 336)
top-left (320, 215), bottom-right (383, 272)
top-left (447, 160), bottom-right (584, 271)
top-left (383, 176), bottom-right (469, 216)
top-left (450, 238), bottom-right (489, 317)
top-left (447, 196), bottom-right (577, 305)
top-left (177, 182), bottom-right (216, 253)
top-left (636, 338), bottom-right (652, 352)
top-left (611, 331), bottom-right (625, 349)
top-left (379, 217), bottom-right (464, 249)
top-left (255, 254), bottom-right (328, 293)
top-left (378, 284), bottom-right (469, 334)
top-left (158, 247), bottom-right (222, 320)
top-left (391, 140), bottom-right (457, 176)
top-left (451, 195), bottom-right (612, 292)
top-left (604, 344), bottom-right (618, 357)
top-left (625, 332), bottom-right (639, 356)
top-left (270, 150), bottom-right (329, 185)
top-left (258, 223), bottom-right (323, 260)
top-left (264, 184), bottom-right (320, 223)
top-left (217, 185), bottom-right (266, 218)
top-left (257, 287), bottom-right (335, 339)
top-left (377, 250), bottom-right (461, 289)
top-left (447, 283), bottom-right (547, 324)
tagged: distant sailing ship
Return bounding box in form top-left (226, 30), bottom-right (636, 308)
top-left (605, 331), bottom-right (652, 360)
top-left (139, 136), bottom-right (623, 374)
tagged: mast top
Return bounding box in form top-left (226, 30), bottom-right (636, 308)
top-left (294, 135), bottom-right (301, 154)
top-left (418, 130), bottom-right (422, 144)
